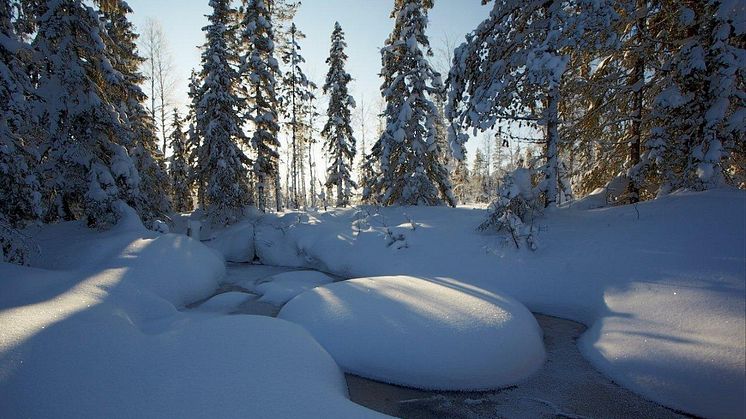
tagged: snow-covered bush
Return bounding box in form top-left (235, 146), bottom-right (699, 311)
top-left (478, 168), bottom-right (543, 250)
top-left (0, 217), bottom-right (33, 264)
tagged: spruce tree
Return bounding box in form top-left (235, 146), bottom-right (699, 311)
top-left (370, 0), bottom-right (454, 206)
top-left (635, 1), bottom-right (745, 194)
top-left (322, 22), bottom-right (357, 207)
top-left (241, 0), bottom-right (281, 212)
top-left (194, 0), bottom-right (252, 225)
top-left (185, 69), bottom-right (205, 207)
top-left (0, 0), bottom-right (41, 263)
top-left (97, 0), bottom-right (171, 226)
top-left (34, 0), bottom-right (139, 228)
top-left (168, 109), bottom-right (192, 213)
top-left (279, 22), bottom-right (316, 208)
top-left (447, 0), bottom-right (618, 207)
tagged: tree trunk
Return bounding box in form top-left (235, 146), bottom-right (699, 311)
top-left (627, 0), bottom-right (646, 203)
top-left (257, 175), bottom-right (266, 213)
top-left (545, 85), bottom-right (560, 208)
top-left (274, 174), bottom-right (282, 212)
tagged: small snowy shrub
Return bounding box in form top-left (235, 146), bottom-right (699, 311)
top-left (478, 168), bottom-right (543, 250)
top-left (0, 218), bottom-right (32, 265)
top-left (152, 220), bottom-right (170, 234)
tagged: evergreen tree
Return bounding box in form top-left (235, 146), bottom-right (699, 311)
top-left (185, 69), bottom-right (205, 207)
top-left (279, 22), bottom-right (316, 208)
top-left (241, 0), bottom-right (281, 212)
top-left (34, 0), bottom-right (139, 228)
top-left (447, 0), bottom-right (618, 207)
top-left (369, 0), bottom-right (454, 206)
top-left (194, 0), bottom-right (251, 225)
top-left (322, 22), bottom-right (357, 207)
top-left (470, 149), bottom-right (488, 203)
top-left (0, 0), bottom-right (41, 263)
top-left (168, 109), bottom-right (192, 212)
top-left (634, 1), bottom-right (745, 194)
top-left (97, 0), bottom-right (171, 226)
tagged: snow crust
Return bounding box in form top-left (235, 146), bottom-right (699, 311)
top-left (0, 213), bottom-right (382, 418)
top-left (280, 275), bottom-right (546, 390)
top-left (255, 190), bottom-right (746, 419)
top-left (255, 270), bottom-right (334, 305)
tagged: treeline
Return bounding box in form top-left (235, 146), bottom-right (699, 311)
top-left (446, 0), bottom-right (745, 207)
top-left (1, 0), bottom-right (170, 263)
top-left (178, 0), bottom-right (359, 223)
top-left (1, 0), bottom-right (743, 263)
top-left (445, 0), bottom-right (744, 246)
top-left (0, 0), bottom-right (360, 263)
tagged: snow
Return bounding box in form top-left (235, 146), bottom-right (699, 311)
top-left (0, 213), bottom-right (384, 418)
top-left (2, 190), bottom-right (743, 418)
top-left (201, 220), bottom-right (256, 263)
top-left (256, 270), bottom-right (335, 305)
top-left (253, 189), bottom-right (745, 419)
top-left (195, 291), bottom-right (253, 313)
top-left (279, 275), bottom-right (546, 390)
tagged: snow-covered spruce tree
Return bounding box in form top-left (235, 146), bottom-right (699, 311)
top-left (279, 22), bottom-right (316, 208)
top-left (241, 0), bottom-right (281, 212)
top-left (369, 0), bottom-right (454, 206)
top-left (322, 22), bottom-right (357, 207)
top-left (193, 0), bottom-right (252, 225)
top-left (97, 0), bottom-right (172, 226)
top-left (34, 0), bottom-right (140, 228)
top-left (447, 0), bottom-right (618, 209)
top-left (478, 167), bottom-right (543, 250)
top-left (0, 0), bottom-right (41, 264)
top-left (185, 69), bottom-right (206, 208)
top-left (168, 109), bottom-right (192, 213)
top-left (632, 1), bottom-right (745, 194)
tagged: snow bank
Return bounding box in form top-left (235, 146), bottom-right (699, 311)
top-left (201, 220), bottom-right (256, 263)
top-left (195, 291), bottom-right (253, 313)
top-left (256, 270), bottom-right (335, 305)
top-left (0, 218), bottom-right (383, 418)
top-left (257, 190), bottom-right (746, 418)
top-left (280, 275), bottom-right (546, 390)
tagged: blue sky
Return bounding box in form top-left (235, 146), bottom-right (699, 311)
top-left (126, 0), bottom-right (494, 162)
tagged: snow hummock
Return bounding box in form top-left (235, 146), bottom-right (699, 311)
top-left (196, 291), bottom-right (253, 313)
top-left (256, 270), bottom-right (335, 305)
top-left (0, 209), bottom-right (383, 418)
top-left (201, 220), bottom-right (256, 263)
top-left (279, 275), bottom-right (546, 390)
top-left (254, 190), bottom-right (745, 419)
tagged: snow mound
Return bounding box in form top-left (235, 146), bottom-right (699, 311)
top-left (279, 275), bottom-right (546, 390)
top-left (196, 291), bottom-right (253, 313)
top-left (256, 270), bottom-right (335, 305)
top-left (202, 220), bottom-right (256, 263)
top-left (0, 219), bottom-right (383, 418)
top-left (256, 190), bottom-right (745, 418)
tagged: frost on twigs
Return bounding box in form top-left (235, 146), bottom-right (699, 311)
top-left (478, 168), bottom-right (542, 250)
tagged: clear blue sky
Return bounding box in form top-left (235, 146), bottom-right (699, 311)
top-left (126, 0), bottom-right (494, 161)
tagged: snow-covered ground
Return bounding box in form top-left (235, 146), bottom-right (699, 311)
top-left (0, 189), bottom-right (743, 418)
top-left (252, 189), bottom-right (745, 419)
top-left (0, 208), bottom-right (383, 418)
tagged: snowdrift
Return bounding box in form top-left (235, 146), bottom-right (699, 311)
top-left (256, 270), bottom-right (335, 305)
top-left (280, 275), bottom-right (546, 390)
top-left (0, 210), bottom-right (383, 418)
top-left (255, 189), bottom-right (746, 419)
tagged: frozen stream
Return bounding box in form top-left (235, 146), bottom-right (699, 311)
top-left (185, 263), bottom-right (689, 419)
